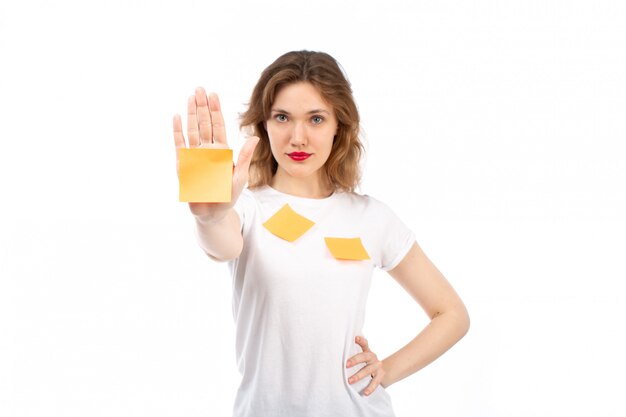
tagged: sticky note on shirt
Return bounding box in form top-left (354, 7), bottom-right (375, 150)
top-left (324, 237), bottom-right (370, 261)
top-left (263, 204), bottom-right (315, 242)
top-left (178, 148), bottom-right (232, 202)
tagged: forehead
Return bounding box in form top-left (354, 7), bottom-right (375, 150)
top-left (272, 82), bottom-right (332, 112)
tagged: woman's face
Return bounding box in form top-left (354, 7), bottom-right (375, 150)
top-left (266, 82), bottom-right (338, 184)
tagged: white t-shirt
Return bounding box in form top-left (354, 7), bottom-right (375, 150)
top-left (228, 186), bottom-right (415, 417)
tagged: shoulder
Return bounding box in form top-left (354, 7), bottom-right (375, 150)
top-left (234, 187), bottom-right (256, 210)
top-left (233, 187), bottom-right (264, 222)
top-left (238, 186), bottom-right (272, 205)
top-left (333, 191), bottom-right (397, 215)
top-left (335, 191), bottom-right (411, 235)
top-left (335, 192), bottom-right (415, 271)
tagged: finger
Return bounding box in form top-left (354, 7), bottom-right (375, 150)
top-left (195, 87), bottom-right (213, 144)
top-left (173, 114), bottom-right (185, 177)
top-left (187, 95), bottom-right (200, 147)
top-left (356, 336), bottom-right (371, 352)
top-left (232, 136), bottom-right (260, 193)
top-left (362, 374), bottom-right (383, 396)
top-left (348, 363), bottom-right (377, 384)
top-left (208, 92), bottom-right (227, 145)
top-left (173, 114), bottom-right (186, 148)
top-left (346, 351), bottom-right (374, 368)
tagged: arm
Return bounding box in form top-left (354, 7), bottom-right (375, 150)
top-left (380, 241), bottom-right (470, 388)
top-left (173, 87), bottom-right (259, 261)
top-left (194, 208), bottom-right (243, 262)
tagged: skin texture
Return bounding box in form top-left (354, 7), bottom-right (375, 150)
top-left (267, 81), bottom-right (338, 199)
top-left (346, 242), bottom-right (470, 395)
top-left (173, 83), bottom-right (469, 397)
top-left (173, 87), bottom-right (258, 261)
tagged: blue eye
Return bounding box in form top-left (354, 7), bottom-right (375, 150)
top-left (312, 116), bottom-right (323, 124)
top-left (275, 114), bottom-right (288, 122)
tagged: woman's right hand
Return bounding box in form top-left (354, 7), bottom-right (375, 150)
top-left (173, 87), bottom-right (259, 220)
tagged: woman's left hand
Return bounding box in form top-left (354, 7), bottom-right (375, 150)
top-left (346, 336), bottom-right (387, 396)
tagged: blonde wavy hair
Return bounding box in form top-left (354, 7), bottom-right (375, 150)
top-left (240, 50), bottom-right (363, 193)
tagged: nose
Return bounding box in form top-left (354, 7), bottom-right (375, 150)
top-left (289, 122), bottom-right (307, 147)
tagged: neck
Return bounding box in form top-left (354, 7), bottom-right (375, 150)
top-left (270, 170), bottom-right (333, 199)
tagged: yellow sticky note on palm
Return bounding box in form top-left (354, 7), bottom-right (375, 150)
top-left (324, 237), bottom-right (370, 260)
top-left (263, 204), bottom-right (315, 242)
top-left (178, 148), bottom-right (232, 202)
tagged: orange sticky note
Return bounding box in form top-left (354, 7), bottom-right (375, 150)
top-left (178, 148), bottom-right (232, 202)
top-left (263, 204), bottom-right (315, 242)
top-left (324, 237), bottom-right (370, 260)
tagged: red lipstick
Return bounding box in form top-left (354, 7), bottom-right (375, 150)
top-left (288, 152), bottom-right (312, 161)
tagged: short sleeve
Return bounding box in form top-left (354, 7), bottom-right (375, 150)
top-left (233, 188), bottom-right (256, 235)
top-left (366, 197), bottom-right (416, 271)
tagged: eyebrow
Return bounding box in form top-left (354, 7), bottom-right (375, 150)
top-left (271, 108), bottom-right (331, 115)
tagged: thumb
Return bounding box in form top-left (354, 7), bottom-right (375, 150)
top-left (233, 136), bottom-right (260, 192)
top-left (356, 336), bottom-right (371, 352)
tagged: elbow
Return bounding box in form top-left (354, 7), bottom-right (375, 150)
top-left (455, 304), bottom-right (470, 339)
top-left (203, 240), bottom-right (243, 263)
top-left (434, 303), bottom-right (470, 340)
top-left (206, 252), bottom-right (233, 262)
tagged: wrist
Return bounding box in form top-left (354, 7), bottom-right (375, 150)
top-left (380, 358), bottom-right (393, 389)
top-left (194, 210), bottom-right (230, 225)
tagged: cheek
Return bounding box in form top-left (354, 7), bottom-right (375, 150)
top-left (267, 133), bottom-right (291, 162)
top-left (267, 125), bottom-right (287, 143)
top-left (267, 137), bottom-right (281, 158)
top-left (266, 129), bottom-right (281, 150)
top-left (321, 130), bottom-right (337, 150)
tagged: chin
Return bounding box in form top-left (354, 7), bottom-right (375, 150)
top-left (285, 169), bottom-right (318, 179)
top-left (282, 164), bottom-right (323, 179)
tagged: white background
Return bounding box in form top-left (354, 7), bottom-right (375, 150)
top-left (1, 1), bottom-right (625, 416)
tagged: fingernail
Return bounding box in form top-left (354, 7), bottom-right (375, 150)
top-left (346, 361), bottom-right (351, 367)
top-left (356, 336), bottom-right (360, 342)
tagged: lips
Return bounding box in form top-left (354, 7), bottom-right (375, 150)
top-left (288, 152), bottom-right (312, 161)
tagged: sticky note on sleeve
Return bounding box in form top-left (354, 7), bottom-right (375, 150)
top-left (178, 148), bottom-right (232, 202)
top-left (324, 237), bottom-right (370, 261)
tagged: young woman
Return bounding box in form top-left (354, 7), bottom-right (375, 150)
top-left (173, 50), bottom-right (469, 417)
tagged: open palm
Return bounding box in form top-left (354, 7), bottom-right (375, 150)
top-left (173, 87), bottom-right (259, 219)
